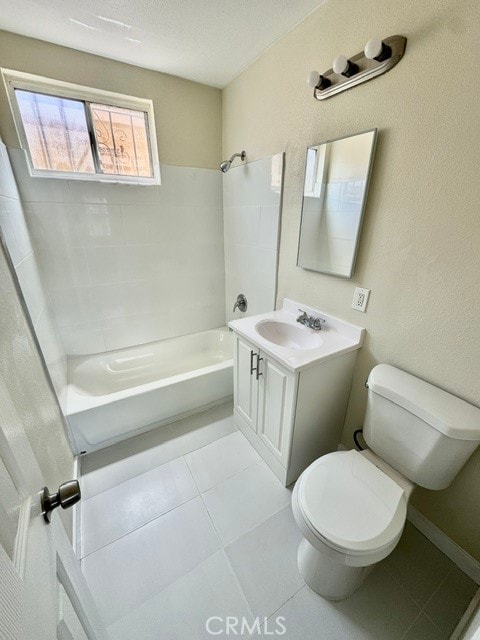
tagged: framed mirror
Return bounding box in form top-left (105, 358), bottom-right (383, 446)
top-left (297, 128), bottom-right (377, 278)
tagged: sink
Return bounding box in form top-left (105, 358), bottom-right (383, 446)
top-left (255, 320), bottom-right (323, 350)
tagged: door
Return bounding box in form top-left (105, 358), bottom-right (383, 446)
top-left (256, 352), bottom-right (295, 466)
top-left (0, 374), bottom-right (108, 639)
top-left (233, 334), bottom-right (259, 431)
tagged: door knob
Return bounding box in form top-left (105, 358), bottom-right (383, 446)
top-left (41, 480), bottom-right (81, 523)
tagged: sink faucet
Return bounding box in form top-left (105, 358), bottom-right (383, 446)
top-left (296, 309), bottom-right (326, 331)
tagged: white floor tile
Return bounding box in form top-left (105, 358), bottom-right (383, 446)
top-left (170, 402), bottom-right (236, 456)
top-left (81, 457), bottom-right (198, 557)
top-left (80, 404), bottom-right (235, 500)
top-left (381, 522), bottom-right (455, 607)
top-left (185, 431), bottom-right (261, 492)
top-left (80, 424), bottom-right (181, 499)
top-left (202, 461), bottom-right (291, 545)
top-left (225, 506), bottom-right (304, 618)
top-left (423, 566), bottom-right (477, 637)
top-left (271, 567), bottom-right (420, 640)
top-left (402, 613), bottom-right (446, 640)
top-left (107, 551), bottom-right (253, 640)
top-left (81, 496), bottom-right (221, 626)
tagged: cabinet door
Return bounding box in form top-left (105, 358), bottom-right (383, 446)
top-left (257, 352), bottom-right (295, 465)
top-left (233, 335), bottom-right (259, 432)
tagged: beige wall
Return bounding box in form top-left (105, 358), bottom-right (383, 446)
top-left (223, 0), bottom-right (480, 558)
top-left (0, 30), bottom-right (222, 169)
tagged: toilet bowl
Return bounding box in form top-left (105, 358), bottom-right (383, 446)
top-left (292, 364), bottom-right (480, 600)
top-left (292, 449), bottom-right (411, 600)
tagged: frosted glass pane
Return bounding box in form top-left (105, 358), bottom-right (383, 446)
top-left (90, 103), bottom-right (153, 177)
top-left (15, 90), bottom-right (95, 173)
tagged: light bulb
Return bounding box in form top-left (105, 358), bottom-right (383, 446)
top-left (333, 55), bottom-right (348, 75)
top-left (364, 37), bottom-right (391, 61)
top-left (307, 71), bottom-right (320, 88)
top-left (333, 55), bottom-right (359, 77)
top-left (307, 70), bottom-right (331, 91)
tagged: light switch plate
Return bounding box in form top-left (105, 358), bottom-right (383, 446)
top-left (352, 287), bottom-right (370, 312)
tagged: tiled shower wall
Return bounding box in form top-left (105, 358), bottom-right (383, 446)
top-left (9, 149), bottom-right (225, 355)
top-left (224, 154), bottom-right (283, 323)
top-left (0, 142), bottom-right (67, 407)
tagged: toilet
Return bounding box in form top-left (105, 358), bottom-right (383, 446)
top-left (292, 364), bottom-right (480, 601)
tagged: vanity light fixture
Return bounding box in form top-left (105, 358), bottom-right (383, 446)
top-left (308, 35), bottom-right (406, 101)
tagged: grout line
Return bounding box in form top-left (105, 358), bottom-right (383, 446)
top-left (80, 493), bottom-right (200, 560)
top-left (261, 584), bottom-right (306, 628)
top-left (399, 610), bottom-right (424, 640)
top-left (221, 498), bottom-right (293, 549)
top-left (80, 419), bottom-right (238, 556)
top-left (421, 566), bottom-right (454, 612)
top-left (372, 565), bottom-right (424, 626)
top-left (81, 436), bottom-right (178, 502)
top-left (420, 567), bottom-right (455, 630)
top-left (221, 548), bottom-right (255, 620)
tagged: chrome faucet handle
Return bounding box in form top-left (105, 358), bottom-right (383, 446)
top-left (233, 293), bottom-right (248, 313)
top-left (311, 316), bottom-right (326, 330)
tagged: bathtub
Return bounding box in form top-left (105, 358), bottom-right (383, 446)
top-left (66, 328), bottom-right (233, 453)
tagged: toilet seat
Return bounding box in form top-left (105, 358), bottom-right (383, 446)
top-left (294, 450), bottom-right (407, 560)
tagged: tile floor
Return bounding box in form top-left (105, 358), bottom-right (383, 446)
top-left (79, 402), bottom-right (478, 639)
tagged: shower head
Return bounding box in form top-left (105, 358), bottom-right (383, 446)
top-left (220, 151), bottom-right (246, 173)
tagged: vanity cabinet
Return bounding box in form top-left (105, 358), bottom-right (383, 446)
top-left (232, 331), bottom-right (358, 486)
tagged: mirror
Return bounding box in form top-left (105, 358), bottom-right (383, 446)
top-left (297, 129), bottom-right (377, 278)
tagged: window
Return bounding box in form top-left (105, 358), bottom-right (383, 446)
top-left (2, 69), bottom-right (160, 184)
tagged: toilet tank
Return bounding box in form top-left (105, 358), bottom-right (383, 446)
top-left (364, 364), bottom-right (480, 490)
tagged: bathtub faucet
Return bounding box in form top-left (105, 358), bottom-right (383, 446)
top-left (233, 294), bottom-right (248, 313)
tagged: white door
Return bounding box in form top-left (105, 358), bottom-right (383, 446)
top-left (256, 353), bottom-right (295, 466)
top-left (0, 377), bottom-right (108, 640)
top-left (233, 334), bottom-right (259, 431)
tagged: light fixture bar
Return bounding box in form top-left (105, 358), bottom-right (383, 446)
top-left (310, 35), bottom-right (407, 101)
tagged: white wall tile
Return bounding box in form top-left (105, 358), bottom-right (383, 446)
top-left (11, 159), bottom-right (226, 354)
top-left (15, 253), bottom-right (47, 326)
top-left (35, 306), bottom-right (68, 409)
top-left (8, 148), bottom-right (70, 203)
top-left (66, 204), bottom-right (125, 247)
top-left (38, 246), bottom-right (90, 289)
top-left (0, 144), bottom-right (21, 200)
top-left (223, 154), bottom-right (283, 322)
top-left (58, 321), bottom-right (106, 355)
top-left (0, 145), bottom-right (67, 407)
top-left (259, 205), bottom-right (281, 251)
top-left (102, 313), bottom-right (174, 351)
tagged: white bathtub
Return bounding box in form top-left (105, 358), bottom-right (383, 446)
top-left (66, 328), bottom-right (233, 453)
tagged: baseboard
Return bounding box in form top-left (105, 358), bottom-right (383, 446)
top-left (407, 505), bottom-right (480, 586)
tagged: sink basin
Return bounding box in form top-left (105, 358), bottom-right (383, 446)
top-left (255, 321), bottom-right (323, 350)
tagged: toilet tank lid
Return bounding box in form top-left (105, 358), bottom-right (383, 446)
top-left (367, 364), bottom-right (480, 441)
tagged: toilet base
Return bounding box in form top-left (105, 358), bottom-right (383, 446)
top-left (297, 538), bottom-right (374, 601)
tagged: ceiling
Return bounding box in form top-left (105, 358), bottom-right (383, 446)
top-left (0, 0), bottom-right (327, 87)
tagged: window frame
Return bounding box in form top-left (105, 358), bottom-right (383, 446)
top-left (2, 68), bottom-right (161, 185)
